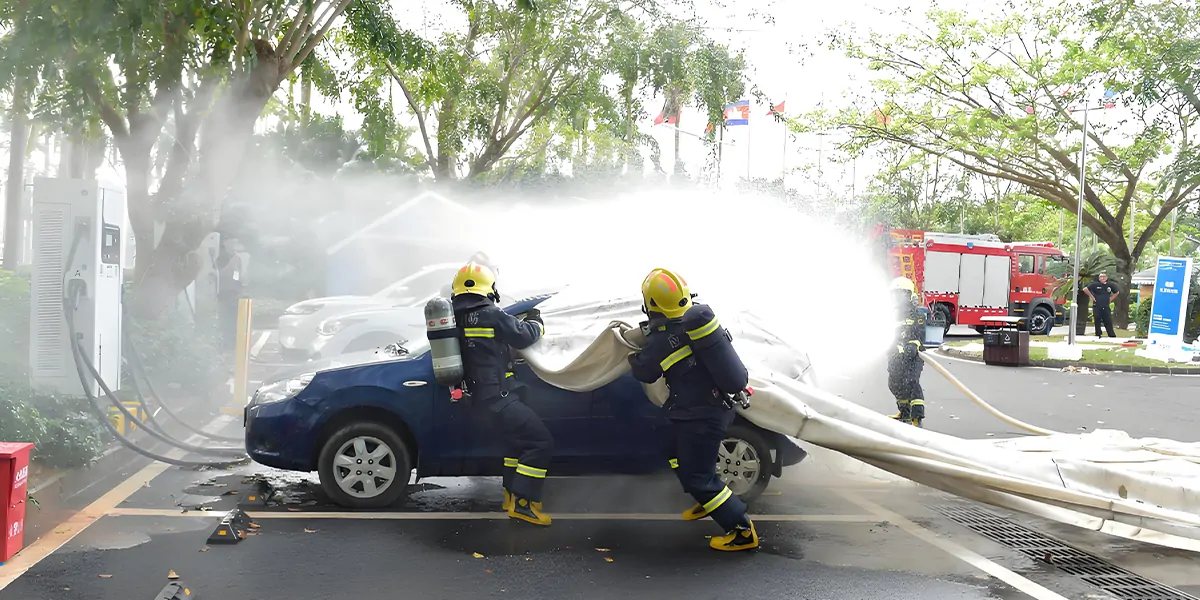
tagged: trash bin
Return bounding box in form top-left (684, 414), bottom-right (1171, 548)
top-left (920, 307), bottom-right (945, 347)
top-left (0, 442), bottom-right (34, 565)
top-left (982, 328), bottom-right (1030, 366)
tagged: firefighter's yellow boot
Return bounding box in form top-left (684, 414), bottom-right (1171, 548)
top-left (909, 399), bottom-right (925, 428)
top-left (709, 521), bottom-right (759, 552)
top-left (502, 489), bottom-right (514, 512)
top-left (508, 497), bottom-right (552, 526)
top-left (889, 400), bottom-right (911, 421)
top-left (682, 503), bottom-right (711, 521)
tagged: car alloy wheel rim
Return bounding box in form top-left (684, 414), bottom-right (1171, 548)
top-left (717, 437), bottom-right (761, 496)
top-left (333, 436), bottom-right (398, 498)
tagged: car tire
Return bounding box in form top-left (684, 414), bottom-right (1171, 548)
top-left (317, 421), bottom-right (412, 509)
top-left (719, 423), bottom-right (776, 505)
top-left (1028, 306), bottom-right (1054, 336)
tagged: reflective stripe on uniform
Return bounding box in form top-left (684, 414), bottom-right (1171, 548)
top-left (506, 372), bottom-right (514, 378)
top-left (515, 463), bottom-right (547, 479)
top-left (668, 458), bottom-right (679, 469)
top-left (660, 346), bottom-right (693, 371)
top-left (464, 327), bottom-right (495, 338)
top-left (703, 486), bottom-right (733, 513)
top-left (909, 399), bottom-right (925, 407)
top-left (687, 316), bottom-right (720, 341)
top-left (503, 457), bottom-right (519, 468)
top-left (907, 340), bottom-right (922, 348)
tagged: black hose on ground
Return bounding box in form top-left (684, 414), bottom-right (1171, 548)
top-left (65, 293), bottom-right (248, 469)
top-left (61, 231), bottom-right (247, 468)
top-left (124, 323), bottom-right (244, 444)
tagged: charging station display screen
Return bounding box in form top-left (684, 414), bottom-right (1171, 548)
top-left (101, 225), bottom-right (121, 265)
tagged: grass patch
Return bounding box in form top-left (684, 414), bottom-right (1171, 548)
top-left (941, 338), bottom-right (1195, 368)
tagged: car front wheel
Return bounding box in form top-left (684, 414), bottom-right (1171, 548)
top-left (718, 423), bottom-right (775, 504)
top-left (317, 421), bottom-right (412, 509)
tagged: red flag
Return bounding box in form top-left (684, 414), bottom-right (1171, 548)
top-left (766, 101), bottom-right (785, 116)
top-left (705, 122), bottom-right (714, 133)
top-left (873, 110), bottom-right (892, 126)
top-left (653, 110), bottom-right (678, 126)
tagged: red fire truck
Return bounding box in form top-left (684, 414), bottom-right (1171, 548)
top-left (870, 226), bottom-right (1068, 335)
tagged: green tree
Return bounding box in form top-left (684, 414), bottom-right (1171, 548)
top-left (802, 1), bottom-right (1200, 327)
top-left (5, 0), bottom-right (361, 314)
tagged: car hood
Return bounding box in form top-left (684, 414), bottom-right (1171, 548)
top-left (268, 345), bottom-right (417, 380)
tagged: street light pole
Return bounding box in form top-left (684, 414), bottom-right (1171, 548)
top-left (1068, 106), bottom-right (1089, 346)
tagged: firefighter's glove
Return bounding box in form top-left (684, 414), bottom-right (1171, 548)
top-left (903, 341), bottom-right (919, 358)
top-left (523, 308), bottom-right (543, 326)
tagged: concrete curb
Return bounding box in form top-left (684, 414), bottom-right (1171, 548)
top-left (936, 346), bottom-right (1200, 375)
top-left (26, 392), bottom-right (231, 503)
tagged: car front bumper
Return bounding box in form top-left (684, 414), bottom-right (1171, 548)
top-left (244, 397), bottom-right (322, 472)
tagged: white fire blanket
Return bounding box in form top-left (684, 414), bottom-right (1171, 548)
top-left (517, 291), bottom-right (1200, 551)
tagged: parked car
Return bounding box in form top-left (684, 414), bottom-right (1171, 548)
top-left (277, 262), bottom-right (461, 361)
top-left (245, 295), bottom-right (812, 509)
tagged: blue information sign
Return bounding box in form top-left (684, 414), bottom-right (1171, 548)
top-left (1148, 257), bottom-right (1193, 342)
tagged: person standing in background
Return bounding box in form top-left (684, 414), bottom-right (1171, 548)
top-left (1085, 272), bottom-right (1120, 338)
top-left (216, 235), bottom-right (246, 348)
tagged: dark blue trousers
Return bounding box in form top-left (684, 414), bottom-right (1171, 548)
top-left (480, 388), bottom-right (553, 502)
top-left (667, 407), bottom-right (749, 532)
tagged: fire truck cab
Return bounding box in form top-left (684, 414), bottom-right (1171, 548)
top-left (877, 228), bottom-right (1067, 336)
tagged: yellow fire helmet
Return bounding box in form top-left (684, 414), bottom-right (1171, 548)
top-left (452, 261), bottom-right (498, 299)
top-left (890, 276), bottom-right (917, 295)
top-left (641, 268), bottom-right (693, 319)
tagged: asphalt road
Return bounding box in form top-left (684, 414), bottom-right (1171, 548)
top-left (3, 331), bottom-right (1199, 600)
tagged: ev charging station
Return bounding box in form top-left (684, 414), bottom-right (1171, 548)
top-left (28, 176), bottom-right (126, 397)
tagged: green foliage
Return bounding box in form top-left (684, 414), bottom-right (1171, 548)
top-left (125, 312), bottom-right (226, 393)
top-left (0, 271), bottom-right (31, 381)
top-left (805, 0), bottom-right (1200, 286)
top-left (0, 380), bottom-right (108, 469)
top-left (1136, 294), bottom-right (1152, 337)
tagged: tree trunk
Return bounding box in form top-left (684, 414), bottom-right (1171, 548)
top-left (1074, 292), bottom-right (1091, 336)
top-left (131, 41), bottom-right (282, 318)
top-left (300, 70), bottom-right (312, 137)
top-left (672, 117), bottom-right (682, 175)
top-left (3, 79), bottom-right (29, 270)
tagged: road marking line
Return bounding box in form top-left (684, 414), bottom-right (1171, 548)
top-left (102, 507), bottom-right (880, 522)
top-left (835, 489), bottom-right (1070, 600)
top-left (250, 332), bottom-right (270, 358)
top-left (0, 415), bottom-right (236, 592)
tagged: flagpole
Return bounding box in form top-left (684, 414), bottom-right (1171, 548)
top-left (717, 126), bottom-right (724, 187)
top-left (780, 100), bottom-right (787, 200)
top-left (746, 114), bottom-right (752, 182)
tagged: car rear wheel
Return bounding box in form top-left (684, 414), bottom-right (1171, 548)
top-left (317, 421), bottom-right (412, 509)
top-left (718, 423), bottom-right (775, 504)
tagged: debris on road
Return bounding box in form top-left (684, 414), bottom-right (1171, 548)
top-left (98, 574), bottom-right (112, 579)
top-left (473, 552), bottom-right (486, 559)
top-left (167, 570), bottom-right (179, 580)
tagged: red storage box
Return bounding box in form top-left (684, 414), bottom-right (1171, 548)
top-left (0, 442), bottom-right (34, 565)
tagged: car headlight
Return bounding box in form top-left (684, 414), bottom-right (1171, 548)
top-left (285, 304), bottom-right (323, 316)
top-left (317, 317), bottom-right (365, 336)
top-left (254, 373), bottom-right (315, 404)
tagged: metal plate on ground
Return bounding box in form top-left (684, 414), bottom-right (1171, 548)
top-left (934, 504), bottom-right (1200, 600)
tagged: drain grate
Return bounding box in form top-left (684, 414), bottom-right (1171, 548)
top-left (934, 505), bottom-right (1200, 600)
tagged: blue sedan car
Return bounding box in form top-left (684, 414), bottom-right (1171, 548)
top-left (245, 295), bottom-right (810, 509)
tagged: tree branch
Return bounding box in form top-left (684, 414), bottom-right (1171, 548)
top-left (386, 62), bottom-right (436, 169)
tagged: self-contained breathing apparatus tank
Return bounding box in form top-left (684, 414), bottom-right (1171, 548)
top-left (425, 296), bottom-right (465, 387)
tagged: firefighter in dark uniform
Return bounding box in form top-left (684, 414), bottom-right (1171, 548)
top-left (627, 268), bottom-right (759, 552)
top-left (450, 261), bottom-right (554, 526)
top-left (887, 276), bottom-right (926, 427)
